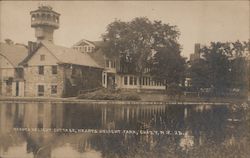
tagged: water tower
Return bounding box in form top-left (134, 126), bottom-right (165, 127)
top-left (30, 4), bottom-right (60, 42)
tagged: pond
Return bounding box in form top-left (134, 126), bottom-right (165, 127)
top-left (0, 102), bottom-right (249, 158)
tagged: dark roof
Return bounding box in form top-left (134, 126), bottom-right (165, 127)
top-left (0, 42), bottom-right (28, 67)
top-left (88, 40), bottom-right (107, 48)
top-left (21, 41), bottom-right (102, 69)
top-left (87, 49), bottom-right (106, 67)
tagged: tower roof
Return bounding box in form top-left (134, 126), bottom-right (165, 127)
top-left (30, 5), bottom-right (60, 16)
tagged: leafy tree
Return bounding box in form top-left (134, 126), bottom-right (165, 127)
top-left (190, 41), bottom-right (249, 96)
top-left (102, 17), bottom-right (181, 89)
top-left (102, 17), bottom-right (153, 74)
top-left (202, 42), bottom-right (232, 92)
top-left (150, 45), bottom-right (186, 90)
top-left (229, 41), bottom-right (249, 94)
top-left (189, 59), bottom-right (210, 90)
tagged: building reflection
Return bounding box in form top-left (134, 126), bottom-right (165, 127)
top-left (0, 102), bottom-right (244, 158)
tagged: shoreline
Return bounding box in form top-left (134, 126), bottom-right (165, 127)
top-left (0, 96), bottom-right (248, 105)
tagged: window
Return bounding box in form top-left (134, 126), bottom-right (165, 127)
top-left (38, 85), bottom-right (44, 96)
top-left (42, 14), bottom-right (46, 19)
top-left (52, 66), bottom-right (57, 74)
top-left (71, 67), bottom-right (77, 77)
top-left (51, 85), bottom-right (57, 94)
top-left (6, 79), bottom-right (12, 86)
top-left (47, 14), bottom-right (51, 20)
top-left (134, 77), bottom-right (137, 85)
top-left (106, 60), bottom-right (110, 68)
top-left (124, 76), bottom-right (128, 85)
top-left (111, 61), bottom-right (116, 68)
top-left (40, 55), bottom-right (45, 61)
top-left (129, 76), bottom-right (133, 85)
top-left (38, 66), bottom-right (44, 75)
top-left (31, 15), bottom-right (36, 21)
top-left (103, 74), bottom-right (106, 85)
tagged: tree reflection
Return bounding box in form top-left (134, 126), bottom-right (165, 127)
top-left (0, 102), bottom-right (249, 158)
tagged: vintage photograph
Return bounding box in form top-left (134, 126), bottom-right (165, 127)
top-left (0, 1), bottom-right (249, 158)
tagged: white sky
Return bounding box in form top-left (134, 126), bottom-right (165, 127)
top-left (0, 1), bottom-right (249, 57)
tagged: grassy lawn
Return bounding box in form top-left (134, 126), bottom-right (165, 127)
top-left (77, 89), bottom-right (247, 103)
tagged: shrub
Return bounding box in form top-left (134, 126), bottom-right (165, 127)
top-left (77, 90), bottom-right (141, 101)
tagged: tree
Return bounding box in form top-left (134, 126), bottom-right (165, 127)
top-left (102, 17), bottom-right (181, 88)
top-left (202, 42), bottom-right (232, 93)
top-left (189, 59), bottom-right (210, 90)
top-left (150, 45), bottom-right (186, 90)
top-left (229, 41), bottom-right (249, 93)
top-left (190, 41), bottom-right (249, 96)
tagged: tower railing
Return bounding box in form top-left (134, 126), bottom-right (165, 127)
top-left (31, 20), bottom-right (59, 28)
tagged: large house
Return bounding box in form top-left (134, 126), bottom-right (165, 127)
top-left (21, 41), bottom-right (102, 97)
top-left (72, 39), bottom-right (166, 91)
top-left (0, 5), bottom-right (103, 97)
top-left (0, 42), bottom-right (28, 96)
top-left (21, 5), bottom-right (103, 97)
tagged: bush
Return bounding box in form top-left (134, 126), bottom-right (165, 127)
top-left (77, 90), bottom-right (141, 101)
top-left (166, 83), bottom-right (182, 98)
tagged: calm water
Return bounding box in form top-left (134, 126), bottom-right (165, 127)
top-left (0, 102), bottom-right (249, 158)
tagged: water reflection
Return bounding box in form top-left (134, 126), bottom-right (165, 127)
top-left (0, 102), bottom-right (249, 158)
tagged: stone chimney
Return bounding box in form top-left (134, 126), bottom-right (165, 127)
top-left (28, 41), bottom-right (39, 55)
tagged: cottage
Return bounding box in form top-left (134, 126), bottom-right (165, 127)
top-left (21, 41), bottom-right (102, 97)
top-left (0, 42), bottom-right (28, 96)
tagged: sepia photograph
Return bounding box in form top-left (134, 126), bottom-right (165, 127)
top-left (0, 0), bottom-right (249, 158)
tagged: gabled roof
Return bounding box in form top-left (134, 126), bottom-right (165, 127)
top-left (72, 39), bottom-right (95, 47)
top-left (72, 39), bottom-right (107, 48)
top-left (22, 41), bottom-right (102, 69)
top-left (0, 42), bottom-right (28, 67)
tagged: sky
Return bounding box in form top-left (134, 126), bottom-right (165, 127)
top-left (0, 1), bottom-right (249, 58)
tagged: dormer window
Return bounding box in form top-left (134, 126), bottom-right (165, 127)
top-left (40, 55), bottom-right (45, 61)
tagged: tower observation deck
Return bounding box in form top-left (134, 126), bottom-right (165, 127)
top-left (30, 5), bottom-right (60, 42)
